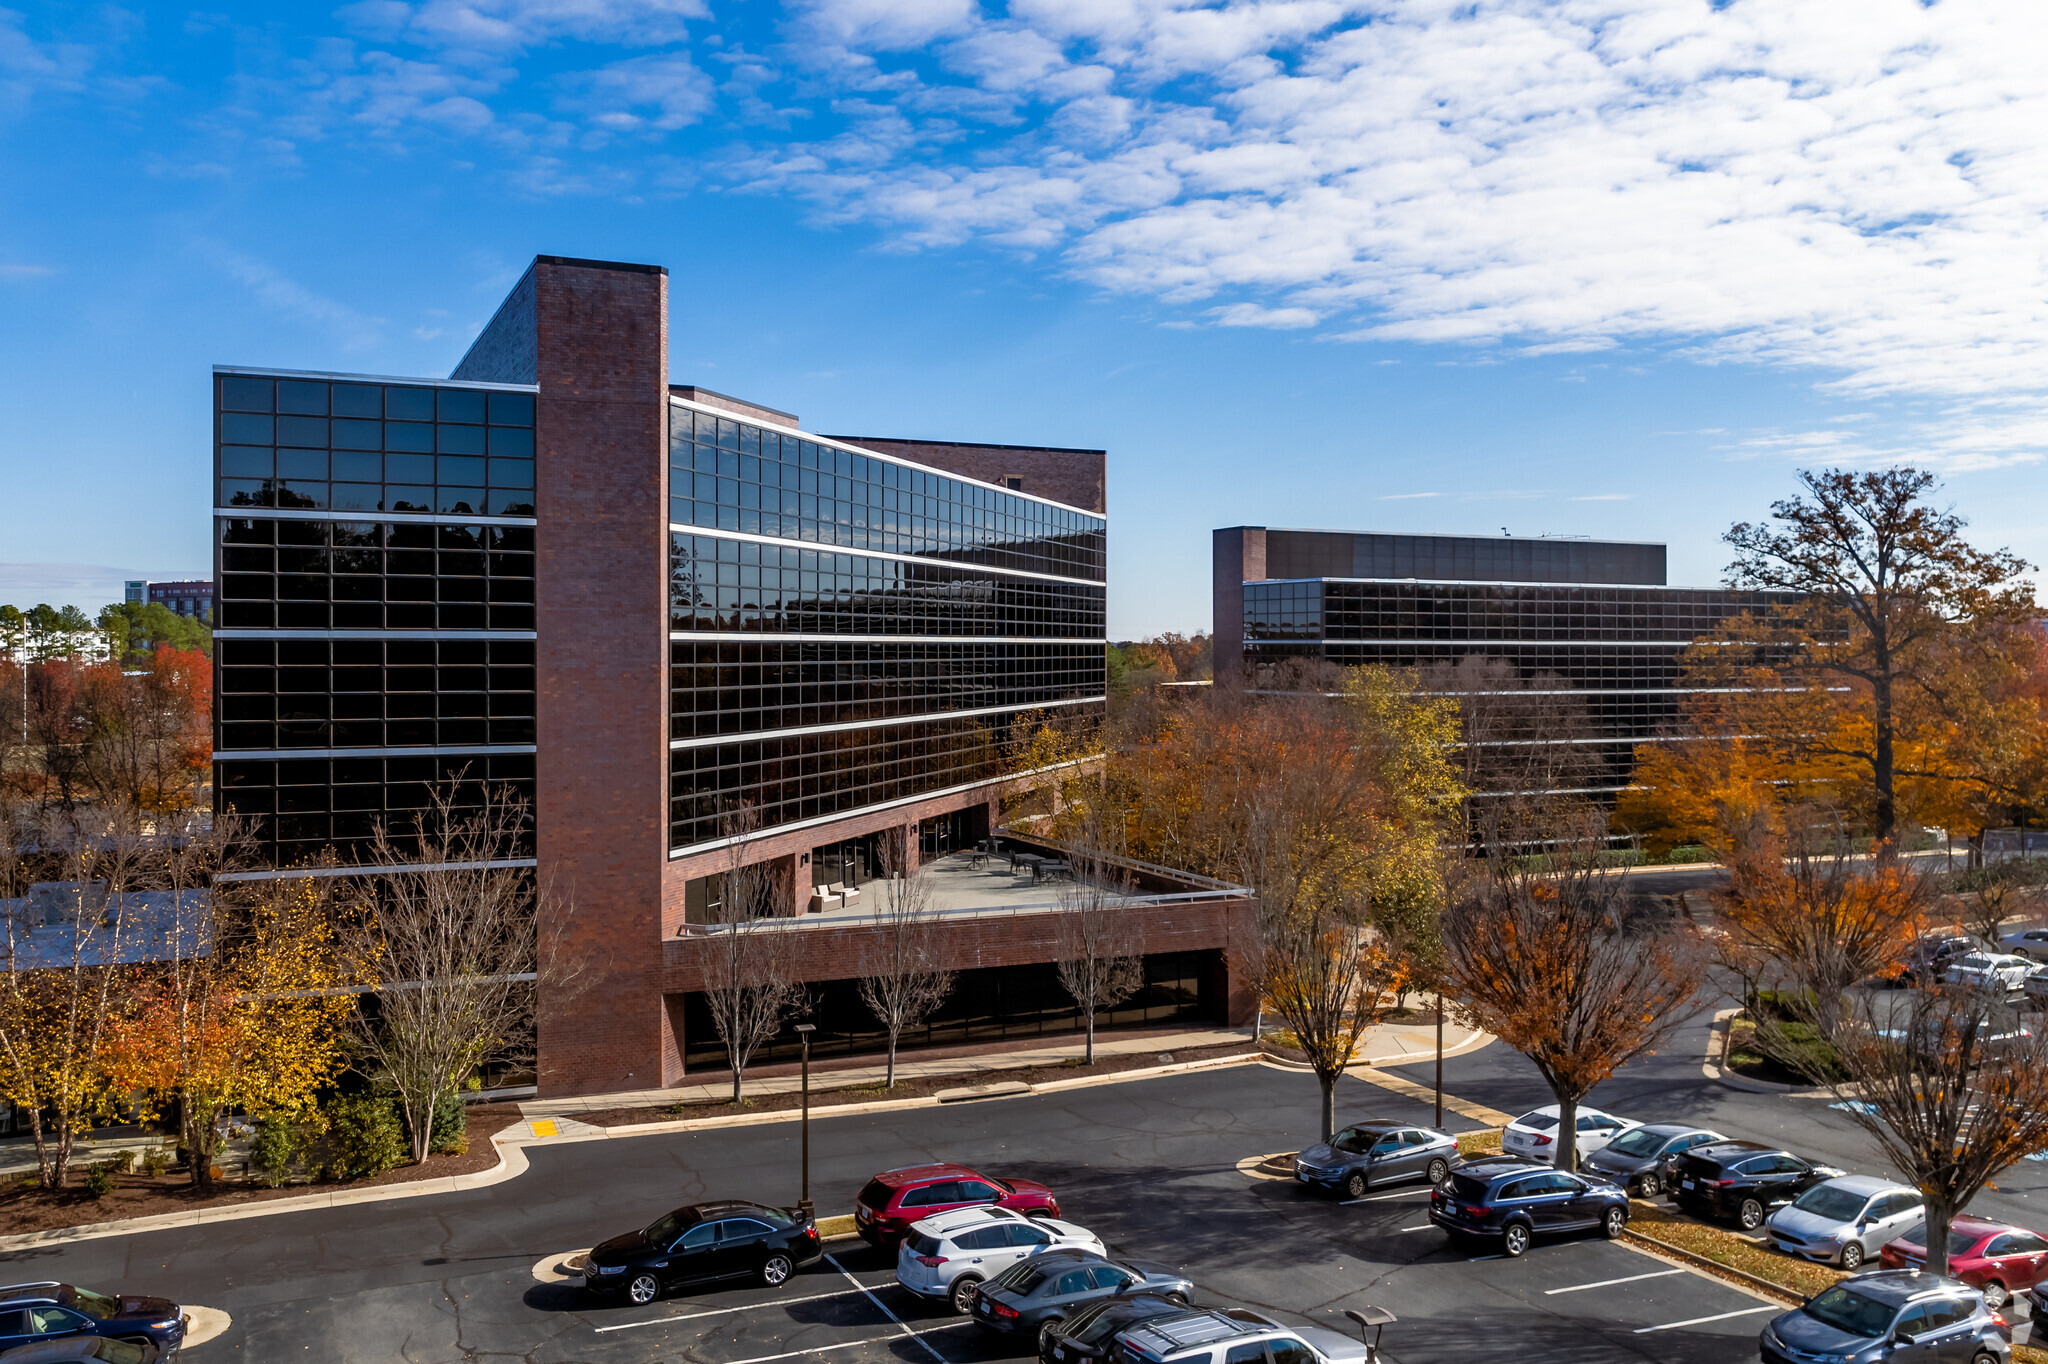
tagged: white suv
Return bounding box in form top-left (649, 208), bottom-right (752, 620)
top-left (894, 1206), bottom-right (1104, 1312)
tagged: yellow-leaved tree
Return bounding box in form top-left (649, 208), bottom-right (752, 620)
top-left (105, 871), bottom-right (360, 1191)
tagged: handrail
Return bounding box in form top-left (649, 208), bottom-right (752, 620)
top-left (673, 887), bottom-right (1249, 936)
top-left (993, 825), bottom-right (1249, 893)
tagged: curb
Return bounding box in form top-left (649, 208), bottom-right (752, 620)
top-left (0, 1051), bottom-right (1261, 1252)
top-left (1702, 1005), bottom-right (1822, 1096)
top-left (1253, 1027), bottom-right (1494, 1074)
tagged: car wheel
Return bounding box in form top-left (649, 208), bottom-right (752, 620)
top-left (1503, 1223), bottom-right (1532, 1257)
top-left (1603, 1206), bottom-right (1627, 1240)
top-left (1641, 1170), bottom-right (1664, 1196)
top-left (1981, 1279), bottom-right (2010, 1310)
top-left (761, 1252), bottom-right (795, 1287)
top-left (1344, 1171), bottom-right (1368, 1199)
top-left (951, 1276), bottom-right (982, 1315)
top-left (1838, 1242), bottom-right (1864, 1271)
top-left (628, 1273), bottom-right (661, 1305)
top-left (1972, 1352), bottom-right (2001, 1364)
top-left (1039, 1319), bottom-right (1063, 1351)
top-left (1738, 1199), bottom-right (1765, 1231)
top-left (1426, 1157), bottom-right (1450, 1186)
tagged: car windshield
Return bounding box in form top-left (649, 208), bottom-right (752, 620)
top-left (645, 1211), bottom-right (691, 1245)
top-left (995, 1262), bottom-right (1049, 1294)
top-left (1898, 1225), bottom-right (1985, 1257)
top-left (1604, 1128), bottom-right (1668, 1158)
top-left (95, 1340), bottom-right (149, 1364)
top-left (1958, 956), bottom-right (1994, 969)
top-left (1330, 1127), bottom-right (1382, 1154)
top-left (1518, 1113), bottom-right (1560, 1131)
top-left (1801, 1287), bottom-right (1895, 1338)
top-left (1446, 1174), bottom-right (1489, 1202)
top-left (67, 1287), bottom-right (118, 1321)
top-left (1792, 1186), bottom-right (1871, 1221)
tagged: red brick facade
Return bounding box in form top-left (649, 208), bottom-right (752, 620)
top-left (530, 258), bottom-right (673, 1097)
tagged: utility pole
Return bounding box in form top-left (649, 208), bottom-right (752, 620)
top-left (795, 1023), bottom-right (816, 1220)
top-left (1434, 991), bottom-right (1444, 1130)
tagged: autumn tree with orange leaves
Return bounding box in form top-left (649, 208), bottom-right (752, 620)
top-left (1626, 468), bottom-right (2043, 853)
top-left (1441, 815), bottom-right (1707, 1173)
top-left (106, 867), bottom-right (360, 1191)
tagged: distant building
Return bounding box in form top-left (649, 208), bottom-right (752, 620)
top-left (148, 580), bottom-right (214, 621)
top-left (1215, 526), bottom-right (1789, 807)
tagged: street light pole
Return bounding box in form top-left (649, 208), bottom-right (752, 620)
top-left (795, 1023), bottom-right (816, 1220)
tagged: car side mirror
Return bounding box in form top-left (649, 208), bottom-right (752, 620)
top-left (1891, 1331), bottom-right (1916, 1347)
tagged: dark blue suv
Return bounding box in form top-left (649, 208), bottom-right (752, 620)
top-left (1428, 1158), bottom-right (1630, 1257)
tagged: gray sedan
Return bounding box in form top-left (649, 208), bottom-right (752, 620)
top-left (971, 1249), bottom-right (1192, 1349)
top-left (1294, 1121), bottom-right (1458, 1199)
top-left (1581, 1123), bottom-right (1725, 1196)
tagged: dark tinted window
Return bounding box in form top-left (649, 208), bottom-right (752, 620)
top-left (902, 1182), bottom-right (956, 1208)
top-left (1223, 1345), bottom-right (1266, 1364)
top-left (997, 1262), bottom-right (1049, 1293)
top-left (1924, 1300), bottom-right (1973, 1329)
top-left (1009, 1223), bottom-right (1052, 1247)
top-left (1269, 1338), bottom-right (1316, 1364)
top-left (1090, 1265), bottom-right (1136, 1290)
top-left (680, 1223), bottom-right (717, 1249)
top-left (957, 1227), bottom-right (1007, 1251)
top-left (859, 1180), bottom-right (893, 1209)
top-left (956, 1179), bottom-right (1000, 1201)
top-left (719, 1219), bottom-right (773, 1242)
top-left (1055, 1271), bottom-right (1092, 1295)
top-left (2002, 1231), bottom-right (2048, 1254)
top-left (1446, 1174), bottom-right (1489, 1202)
top-left (907, 1233), bottom-right (941, 1257)
top-left (0, 1311), bottom-right (25, 1335)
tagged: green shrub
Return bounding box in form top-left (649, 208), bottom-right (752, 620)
top-left (140, 1146), bottom-right (172, 1177)
top-left (324, 1094), bottom-right (406, 1181)
top-left (1664, 844), bottom-right (1712, 864)
top-left (1752, 1018), bottom-right (1849, 1082)
top-left (429, 1090), bottom-right (468, 1156)
top-left (106, 1149), bottom-right (137, 1174)
top-left (1746, 988), bottom-right (1819, 1022)
top-left (249, 1115), bottom-right (305, 1187)
top-left (81, 1164), bottom-right (114, 1199)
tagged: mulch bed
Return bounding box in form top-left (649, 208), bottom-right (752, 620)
top-left (0, 1104), bottom-right (526, 1237)
top-left (571, 1041), bottom-right (1259, 1127)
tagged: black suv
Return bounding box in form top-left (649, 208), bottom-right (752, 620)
top-left (0, 1283), bottom-right (185, 1357)
top-left (1427, 1158), bottom-right (1630, 1257)
top-left (1671, 1141), bottom-right (1844, 1230)
top-left (581, 1200), bottom-right (822, 1304)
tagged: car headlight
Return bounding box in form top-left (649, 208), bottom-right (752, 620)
top-left (598, 1264), bottom-right (627, 1275)
top-left (149, 1319), bottom-right (182, 1331)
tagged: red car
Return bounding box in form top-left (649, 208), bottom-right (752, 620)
top-left (1879, 1216), bottom-right (2048, 1308)
top-left (853, 1164), bottom-right (1060, 1247)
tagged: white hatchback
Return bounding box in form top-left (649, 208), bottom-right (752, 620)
top-left (1501, 1105), bottom-right (1639, 1161)
top-left (1944, 952), bottom-right (2032, 993)
top-left (893, 1205), bottom-right (1105, 1313)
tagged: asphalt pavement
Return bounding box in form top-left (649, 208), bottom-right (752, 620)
top-left (8, 1053), bottom-right (1805, 1364)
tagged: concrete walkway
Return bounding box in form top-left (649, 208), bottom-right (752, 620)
top-left (520, 1016), bottom-right (1487, 1121)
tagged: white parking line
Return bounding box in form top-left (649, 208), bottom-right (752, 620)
top-left (1544, 1269), bottom-right (1688, 1296)
top-left (594, 1286), bottom-right (876, 1334)
top-left (826, 1253), bottom-right (952, 1364)
top-left (1397, 1225), bottom-right (1433, 1233)
top-left (1633, 1306), bottom-right (1778, 1334)
top-left (1341, 1190), bottom-right (1429, 1204)
top-left (721, 1323), bottom-right (978, 1364)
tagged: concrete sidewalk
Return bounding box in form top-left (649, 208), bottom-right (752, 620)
top-left (520, 1016), bottom-right (1487, 1120)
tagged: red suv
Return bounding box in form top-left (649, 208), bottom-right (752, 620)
top-left (854, 1164), bottom-right (1060, 1247)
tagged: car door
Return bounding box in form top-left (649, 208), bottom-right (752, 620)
top-left (1992, 1229), bottom-right (2048, 1288)
top-left (1577, 1114), bottom-right (1618, 1154)
top-left (1364, 1133), bottom-right (1404, 1182)
top-left (1885, 1304), bottom-right (1942, 1364)
top-left (1521, 1173), bottom-right (1576, 1230)
top-left (917, 1181), bottom-right (968, 1218)
top-left (718, 1217), bottom-right (776, 1276)
top-left (1762, 1155), bottom-right (1811, 1205)
top-left (1008, 1220), bottom-right (1056, 1261)
top-left (1865, 1193), bottom-right (1925, 1249)
top-left (1394, 1130), bottom-right (1438, 1180)
top-left (1553, 1173), bottom-right (1607, 1229)
top-left (1089, 1264), bottom-right (1139, 1298)
top-left (955, 1225), bottom-right (1011, 1276)
top-left (0, 1310), bottom-right (29, 1351)
top-left (1911, 1297), bottom-right (1980, 1364)
top-left (667, 1219), bottom-right (726, 1286)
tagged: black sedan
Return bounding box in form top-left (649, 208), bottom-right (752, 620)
top-left (1429, 1158), bottom-right (1631, 1257)
top-left (0, 1284), bottom-right (183, 1358)
top-left (1581, 1123), bottom-right (1726, 1196)
top-left (582, 1200), bottom-right (822, 1305)
top-left (971, 1249), bottom-right (1192, 1348)
top-left (1672, 1141), bottom-right (1845, 1231)
top-left (1038, 1294), bottom-right (1190, 1364)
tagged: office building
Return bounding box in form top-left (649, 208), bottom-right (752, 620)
top-left (126, 579), bottom-right (215, 620)
top-left (1215, 527), bottom-right (1785, 803)
top-left (213, 255), bottom-right (1249, 1097)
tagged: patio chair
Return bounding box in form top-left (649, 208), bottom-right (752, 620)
top-left (808, 887), bottom-right (841, 913)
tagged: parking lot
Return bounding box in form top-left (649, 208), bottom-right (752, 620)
top-left (1, 1056), bottom-right (1970, 1363)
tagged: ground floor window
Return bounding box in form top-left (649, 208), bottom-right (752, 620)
top-left (679, 948), bottom-right (1224, 1070)
top-left (918, 806), bottom-right (980, 863)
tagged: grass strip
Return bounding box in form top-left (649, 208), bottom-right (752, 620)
top-left (1627, 1202), bottom-right (1840, 1299)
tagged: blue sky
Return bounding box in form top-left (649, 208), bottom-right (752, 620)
top-left (4, 0), bottom-right (2046, 637)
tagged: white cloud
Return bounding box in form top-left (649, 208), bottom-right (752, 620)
top-left (337, 0), bottom-right (707, 54)
top-left (1210, 301), bottom-right (1317, 329)
top-left (741, 0), bottom-right (2048, 411)
top-left (206, 247), bottom-right (385, 350)
top-left (570, 52), bottom-right (714, 131)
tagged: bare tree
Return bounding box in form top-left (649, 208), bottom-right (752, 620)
top-left (0, 801), bottom-right (151, 1190)
top-left (856, 838), bottom-right (953, 1088)
top-left (351, 783), bottom-right (583, 1165)
top-left (1420, 657), bottom-right (1607, 841)
top-left (698, 806), bottom-right (800, 1103)
top-left (1441, 815), bottom-right (1706, 1172)
top-left (1052, 819), bottom-right (1144, 1065)
top-left (1944, 857), bottom-right (2048, 949)
top-left (1783, 983), bottom-right (2048, 1280)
